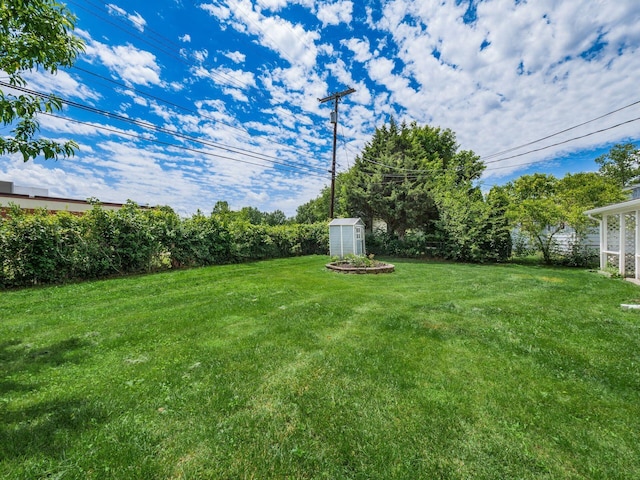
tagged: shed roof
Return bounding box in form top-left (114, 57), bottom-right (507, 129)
top-left (329, 217), bottom-right (364, 226)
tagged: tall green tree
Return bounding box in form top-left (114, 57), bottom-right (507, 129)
top-left (503, 174), bottom-right (563, 263)
top-left (504, 172), bottom-right (624, 263)
top-left (295, 174), bottom-right (349, 224)
top-left (238, 206), bottom-right (264, 225)
top-left (431, 171), bottom-right (511, 262)
top-left (595, 143), bottom-right (640, 188)
top-left (344, 119), bottom-right (484, 239)
top-left (263, 209), bottom-right (287, 226)
top-left (557, 172), bottom-right (625, 235)
top-left (0, 0), bottom-right (84, 161)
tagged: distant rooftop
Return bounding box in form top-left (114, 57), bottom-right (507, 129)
top-left (0, 181), bottom-right (48, 198)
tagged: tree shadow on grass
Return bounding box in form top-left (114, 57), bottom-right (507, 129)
top-left (0, 337), bottom-right (89, 394)
top-left (0, 397), bottom-right (109, 461)
top-left (0, 337), bottom-right (109, 462)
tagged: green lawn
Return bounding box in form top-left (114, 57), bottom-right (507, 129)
top-left (1, 256), bottom-right (640, 479)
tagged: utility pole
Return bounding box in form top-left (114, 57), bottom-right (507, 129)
top-left (318, 87), bottom-right (355, 218)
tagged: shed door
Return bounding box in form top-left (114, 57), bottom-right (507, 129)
top-left (355, 226), bottom-right (364, 255)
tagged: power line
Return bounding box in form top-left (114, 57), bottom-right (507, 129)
top-left (69, 0), bottom-right (327, 147)
top-left (338, 125), bottom-right (356, 170)
top-left (1, 80), bottom-right (328, 176)
top-left (482, 99), bottom-right (640, 161)
top-left (360, 156), bottom-right (430, 173)
top-left (338, 116), bottom-right (640, 176)
top-left (72, 0), bottom-right (324, 133)
top-left (72, 66), bottom-right (248, 134)
top-left (484, 115), bottom-right (640, 168)
top-left (41, 112), bottom-right (328, 179)
top-left (69, 65), bottom-right (321, 163)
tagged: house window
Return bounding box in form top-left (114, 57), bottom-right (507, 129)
top-left (355, 227), bottom-right (363, 240)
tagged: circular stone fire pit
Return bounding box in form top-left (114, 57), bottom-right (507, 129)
top-left (326, 261), bottom-right (395, 274)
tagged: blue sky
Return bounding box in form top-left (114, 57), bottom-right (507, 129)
top-left (1, 0), bottom-right (639, 215)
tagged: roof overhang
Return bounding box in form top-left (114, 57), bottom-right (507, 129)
top-left (329, 217), bottom-right (364, 226)
top-left (584, 198), bottom-right (640, 217)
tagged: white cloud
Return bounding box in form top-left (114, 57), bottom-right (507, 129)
top-left (82, 36), bottom-right (162, 87)
top-left (223, 50), bottom-right (246, 63)
top-left (257, 0), bottom-right (315, 12)
top-left (193, 49), bottom-right (209, 63)
top-left (37, 116), bottom-right (101, 137)
top-left (169, 81), bottom-right (185, 91)
top-left (23, 70), bottom-right (100, 102)
top-left (198, 2), bottom-right (231, 21)
top-left (222, 87), bottom-right (249, 102)
top-left (106, 4), bottom-right (147, 32)
top-left (341, 37), bottom-right (373, 63)
top-left (179, 33), bottom-right (192, 42)
top-left (200, 0), bottom-right (320, 69)
top-left (192, 65), bottom-right (257, 89)
top-left (316, 0), bottom-right (353, 27)
top-left (359, 0), bottom-right (640, 179)
top-left (256, 0), bottom-right (288, 11)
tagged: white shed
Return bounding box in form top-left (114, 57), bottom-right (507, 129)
top-left (329, 218), bottom-right (366, 258)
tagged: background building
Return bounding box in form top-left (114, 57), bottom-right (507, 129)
top-left (0, 181), bottom-right (133, 216)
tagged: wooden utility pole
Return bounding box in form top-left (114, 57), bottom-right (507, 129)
top-left (318, 87), bottom-right (355, 218)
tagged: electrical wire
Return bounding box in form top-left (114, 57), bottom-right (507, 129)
top-left (69, 65), bottom-right (321, 163)
top-left (1, 80), bottom-right (328, 176)
top-left (337, 116), bottom-right (640, 177)
top-left (482, 99), bottom-right (640, 161)
top-left (71, 0), bottom-right (322, 134)
top-left (41, 112), bottom-right (328, 179)
top-left (66, 0), bottom-right (341, 163)
top-left (484, 116), bottom-right (640, 168)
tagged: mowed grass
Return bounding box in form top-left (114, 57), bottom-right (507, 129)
top-left (1, 256), bottom-right (640, 479)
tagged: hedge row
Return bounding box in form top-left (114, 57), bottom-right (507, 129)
top-left (365, 230), bottom-right (442, 258)
top-left (0, 202), bottom-right (329, 288)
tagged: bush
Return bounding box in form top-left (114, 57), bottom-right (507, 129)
top-left (0, 204), bottom-right (329, 288)
top-left (366, 230), bottom-right (441, 258)
top-left (0, 206), bottom-right (79, 286)
top-left (229, 222), bottom-right (329, 261)
top-left (558, 242), bottom-right (599, 268)
top-left (294, 223), bottom-right (329, 256)
top-left (171, 213), bottom-right (233, 267)
top-left (230, 222), bottom-right (279, 261)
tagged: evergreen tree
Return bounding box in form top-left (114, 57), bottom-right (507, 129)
top-left (344, 119), bottom-right (484, 239)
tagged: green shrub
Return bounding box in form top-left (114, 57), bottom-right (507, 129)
top-left (0, 207), bottom-right (62, 285)
top-left (295, 222), bottom-right (329, 255)
top-left (558, 242), bottom-right (599, 268)
top-left (171, 213), bottom-right (233, 267)
top-left (366, 230), bottom-right (441, 258)
top-left (230, 222), bottom-right (279, 261)
top-left (0, 204), bottom-right (328, 288)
